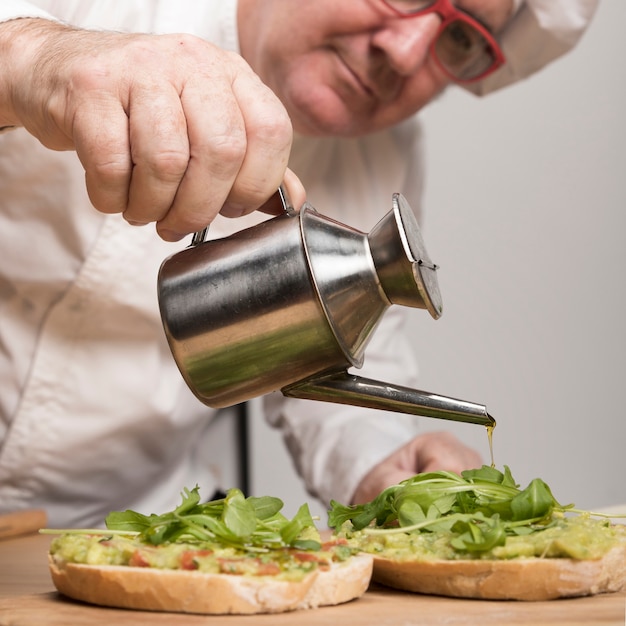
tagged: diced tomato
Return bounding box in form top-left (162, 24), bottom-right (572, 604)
top-left (256, 561), bottom-right (281, 576)
top-left (322, 538), bottom-right (347, 549)
top-left (293, 551), bottom-right (327, 563)
top-left (180, 549), bottom-right (213, 571)
top-left (129, 550), bottom-right (150, 567)
top-left (217, 556), bottom-right (280, 576)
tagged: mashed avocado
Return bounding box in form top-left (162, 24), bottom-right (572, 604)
top-left (340, 515), bottom-right (626, 562)
top-left (49, 533), bottom-right (356, 582)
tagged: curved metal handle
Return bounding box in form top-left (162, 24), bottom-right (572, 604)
top-left (191, 227), bottom-right (210, 247)
top-left (274, 184), bottom-right (296, 215)
top-left (190, 184), bottom-right (294, 247)
top-left (283, 370), bottom-right (495, 427)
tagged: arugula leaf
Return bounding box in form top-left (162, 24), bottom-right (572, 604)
top-left (450, 514), bottom-right (507, 552)
top-left (396, 498), bottom-right (426, 527)
top-left (280, 503), bottom-right (316, 545)
top-left (510, 478), bottom-right (555, 521)
top-left (248, 496), bottom-right (284, 520)
top-left (104, 509), bottom-right (152, 532)
top-left (174, 486), bottom-right (202, 514)
top-left (222, 489), bottom-right (256, 538)
top-left (328, 465), bottom-right (574, 557)
top-left (461, 465), bottom-right (510, 486)
top-left (105, 486), bottom-right (320, 552)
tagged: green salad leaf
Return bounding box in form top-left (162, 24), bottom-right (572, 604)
top-left (104, 486), bottom-right (321, 551)
top-left (328, 465), bottom-right (576, 555)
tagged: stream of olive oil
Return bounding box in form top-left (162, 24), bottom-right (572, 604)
top-left (486, 422), bottom-right (496, 468)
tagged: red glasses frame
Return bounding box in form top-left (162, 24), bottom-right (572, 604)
top-left (381, 0), bottom-right (505, 82)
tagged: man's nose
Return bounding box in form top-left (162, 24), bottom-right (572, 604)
top-left (371, 13), bottom-right (441, 75)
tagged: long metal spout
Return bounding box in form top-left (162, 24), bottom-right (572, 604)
top-left (283, 370), bottom-right (495, 427)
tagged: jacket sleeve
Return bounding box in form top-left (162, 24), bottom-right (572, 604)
top-left (0, 1), bottom-right (62, 22)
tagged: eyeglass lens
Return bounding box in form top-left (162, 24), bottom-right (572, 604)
top-left (383, 0), bottom-right (498, 80)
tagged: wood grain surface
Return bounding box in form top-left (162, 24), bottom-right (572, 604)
top-left (1, 587), bottom-right (624, 626)
top-left (1, 532), bottom-right (624, 626)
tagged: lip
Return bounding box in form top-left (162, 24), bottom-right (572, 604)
top-left (334, 45), bottom-right (405, 106)
top-left (334, 48), bottom-right (378, 102)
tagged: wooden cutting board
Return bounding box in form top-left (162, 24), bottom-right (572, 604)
top-left (0, 588), bottom-right (624, 626)
top-left (2, 531), bottom-right (625, 625)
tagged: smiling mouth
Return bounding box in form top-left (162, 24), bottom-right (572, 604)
top-left (334, 49), bottom-right (377, 101)
top-left (333, 47), bottom-right (404, 106)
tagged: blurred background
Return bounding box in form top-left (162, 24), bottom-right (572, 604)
top-left (230, 1), bottom-right (625, 519)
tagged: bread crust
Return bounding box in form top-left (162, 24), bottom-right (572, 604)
top-left (49, 553), bottom-right (373, 614)
top-left (371, 543), bottom-right (626, 601)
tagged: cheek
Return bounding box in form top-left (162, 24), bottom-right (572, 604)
top-left (278, 60), bottom-right (358, 135)
top-left (359, 73), bottom-right (449, 135)
top-left (286, 77), bottom-right (445, 137)
top-left (255, 31), bottom-right (319, 105)
top-left (262, 50), bottom-right (450, 137)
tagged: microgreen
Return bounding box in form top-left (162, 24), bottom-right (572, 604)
top-left (328, 465), bottom-right (577, 555)
top-left (103, 486), bottom-right (321, 551)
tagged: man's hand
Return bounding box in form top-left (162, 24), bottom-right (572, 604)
top-left (0, 18), bottom-right (304, 240)
top-left (351, 431), bottom-right (483, 504)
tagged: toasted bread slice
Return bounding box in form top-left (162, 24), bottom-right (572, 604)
top-left (371, 543), bottom-right (626, 601)
top-left (49, 552), bottom-right (373, 614)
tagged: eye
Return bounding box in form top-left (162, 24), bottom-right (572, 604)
top-left (440, 21), bottom-right (481, 57)
top-left (434, 19), bottom-right (494, 78)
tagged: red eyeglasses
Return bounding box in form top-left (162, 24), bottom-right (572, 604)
top-left (381, 0), bottom-right (505, 82)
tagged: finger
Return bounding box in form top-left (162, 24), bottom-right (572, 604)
top-left (155, 77), bottom-right (249, 241)
top-left (72, 96), bottom-right (133, 215)
top-left (218, 70), bottom-right (293, 218)
top-left (123, 83), bottom-right (190, 226)
top-left (281, 168), bottom-right (307, 211)
top-left (257, 169), bottom-right (307, 216)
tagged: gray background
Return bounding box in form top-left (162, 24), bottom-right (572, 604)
top-left (217, 1), bottom-right (625, 520)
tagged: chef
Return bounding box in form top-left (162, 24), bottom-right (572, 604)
top-left (0, 0), bottom-right (598, 526)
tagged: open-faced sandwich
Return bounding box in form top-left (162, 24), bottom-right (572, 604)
top-left (46, 487), bottom-right (372, 614)
top-left (329, 465), bottom-right (626, 601)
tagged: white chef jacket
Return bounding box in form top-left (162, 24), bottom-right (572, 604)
top-left (0, 0), bottom-right (427, 527)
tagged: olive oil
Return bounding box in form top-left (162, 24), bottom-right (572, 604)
top-left (486, 421), bottom-right (496, 468)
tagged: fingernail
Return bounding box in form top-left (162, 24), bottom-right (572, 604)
top-left (126, 219), bottom-right (148, 227)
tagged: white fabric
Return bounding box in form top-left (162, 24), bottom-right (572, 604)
top-left (0, 0), bottom-right (599, 526)
top-left (0, 0), bottom-right (55, 21)
top-left (0, 1), bottom-right (425, 526)
top-left (469, 0), bottom-right (600, 95)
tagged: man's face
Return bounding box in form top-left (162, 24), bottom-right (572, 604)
top-left (238, 0), bottom-right (513, 137)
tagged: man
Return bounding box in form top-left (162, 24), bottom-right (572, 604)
top-left (0, 1), bottom-right (598, 526)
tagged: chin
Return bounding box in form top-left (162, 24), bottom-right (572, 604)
top-left (293, 116), bottom-right (362, 138)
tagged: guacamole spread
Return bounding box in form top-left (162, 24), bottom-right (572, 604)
top-left (50, 533), bottom-right (356, 582)
top-left (338, 515), bottom-right (626, 561)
